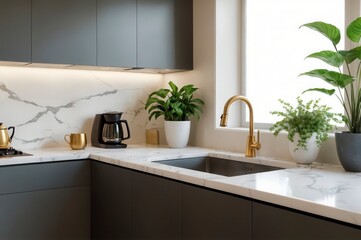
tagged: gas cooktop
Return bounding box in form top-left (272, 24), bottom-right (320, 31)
top-left (0, 147), bottom-right (31, 157)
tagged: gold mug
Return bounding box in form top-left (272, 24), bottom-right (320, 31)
top-left (64, 133), bottom-right (87, 150)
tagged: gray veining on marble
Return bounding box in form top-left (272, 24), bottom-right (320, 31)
top-left (0, 66), bottom-right (163, 149)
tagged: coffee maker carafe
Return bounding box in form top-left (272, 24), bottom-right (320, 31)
top-left (91, 112), bottom-right (130, 148)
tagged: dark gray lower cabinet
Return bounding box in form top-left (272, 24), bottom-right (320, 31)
top-left (0, 160), bottom-right (90, 240)
top-left (253, 201), bottom-right (361, 240)
top-left (91, 162), bottom-right (181, 240)
top-left (4, 160), bottom-right (360, 240)
top-left (91, 162), bottom-right (250, 240)
top-left (132, 171), bottom-right (181, 240)
top-left (0, 186), bottom-right (90, 240)
top-left (182, 184), bottom-right (252, 240)
top-left (91, 161), bottom-right (132, 240)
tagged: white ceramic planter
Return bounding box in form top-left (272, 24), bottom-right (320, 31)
top-left (288, 133), bottom-right (320, 165)
top-left (164, 121), bottom-right (191, 148)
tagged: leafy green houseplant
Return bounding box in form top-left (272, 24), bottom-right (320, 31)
top-left (145, 81), bottom-right (204, 148)
top-left (145, 81), bottom-right (204, 121)
top-left (270, 97), bottom-right (341, 149)
top-left (300, 18), bottom-right (361, 171)
top-left (299, 19), bottom-right (361, 133)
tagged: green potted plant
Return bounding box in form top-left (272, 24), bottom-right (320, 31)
top-left (270, 97), bottom-right (341, 164)
top-left (145, 81), bottom-right (204, 148)
top-left (299, 18), bottom-right (361, 171)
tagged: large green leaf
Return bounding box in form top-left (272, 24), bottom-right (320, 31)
top-left (148, 88), bottom-right (169, 99)
top-left (190, 98), bottom-right (205, 105)
top-left (148, 110), bottom-right (163, 121)
top-left (300, 21), bottom-right (340, 46)
top-left (339, 46), bottom-right (361, 64)
top-left (181, 85), bottom-right (197, 96)
top-left (302, 88), bottom-right (336, 96)
top-left (306, 50), bottom-right (344, 67)
top-left (145, 97), bottom-right (165, 109)
top-left (168, 81), bottom-right (178, 93)
top-left (347, 17), bottom-right (361, 43)
top-left (300, 69), bottom-right (354, 88)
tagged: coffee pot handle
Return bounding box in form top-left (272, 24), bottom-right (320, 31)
top-left (7, 126), bottom-right (15, 142)
top-left (120, 120), bottom-right (130, 140)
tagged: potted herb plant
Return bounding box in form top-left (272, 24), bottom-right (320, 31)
top-left (300, 18), bottom-right (361, 171)
top-left (145, 81), bottom-right (204, 148)
top-left (270, 97), bottom-right (341, 164)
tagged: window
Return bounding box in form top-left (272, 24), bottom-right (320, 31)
top-left (244, 0), bottom-right (347, 128)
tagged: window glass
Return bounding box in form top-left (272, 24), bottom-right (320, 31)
top-left (244, 0), bottom-right (345, 125)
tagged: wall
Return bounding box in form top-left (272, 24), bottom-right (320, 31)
top-left (166, 0), bottom-right (341, 165)
top-left (0, 66), bottom-right (163, 149)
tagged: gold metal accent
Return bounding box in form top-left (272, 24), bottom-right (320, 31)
top-left (146, 129), bottom-right (159, 145)
top-left (220, 95), bottom-right (261, 157)
top-left (64, 133), bottom-right (87, 150)
top-left (0, 124), bottom-right (13, 149)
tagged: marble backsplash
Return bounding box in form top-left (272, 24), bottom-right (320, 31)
top-left (0, 66), bottom-right (163, 149)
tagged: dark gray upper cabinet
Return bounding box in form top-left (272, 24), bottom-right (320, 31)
top-left (137, 0), bottom-right (193, 69)
top-left (0, 0), bottom-right (192, 70)
top-left (97, 0), bottom-right (137, 68)
top-left (32, 0), bottom-right (96, 65)
top-left (0, 0), bottom-right (31, 62)
top-left (98, 0), bottom-right (193, 70)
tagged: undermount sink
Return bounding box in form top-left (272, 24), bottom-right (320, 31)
top-left (154, 157), bottom-right (283, 177)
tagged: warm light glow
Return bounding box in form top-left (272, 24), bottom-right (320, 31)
top-left (245, 0), bottom-right (345, 125)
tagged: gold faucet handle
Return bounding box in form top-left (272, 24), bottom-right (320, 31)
top-left (251, 130), bottom-right (261, 150)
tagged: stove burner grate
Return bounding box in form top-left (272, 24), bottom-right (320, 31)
top-left (0, 147), bottom-right (30, 157)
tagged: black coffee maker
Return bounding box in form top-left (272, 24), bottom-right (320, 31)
top-left (91, 112), bottom-right (130, 148)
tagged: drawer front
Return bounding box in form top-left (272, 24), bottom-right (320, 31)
top-left (0, 186), bottom-right (90, 240)
top-left (0, 160), bottom-right (90, 194)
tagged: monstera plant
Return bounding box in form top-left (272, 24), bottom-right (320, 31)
top-left (300, 17), bottom-right (361, 171)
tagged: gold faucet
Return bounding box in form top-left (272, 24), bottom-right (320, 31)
top-left (220, 95), bottom-right (261, 157)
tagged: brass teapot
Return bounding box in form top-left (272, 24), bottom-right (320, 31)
top-left (0, 123), bottom-right (15, 149)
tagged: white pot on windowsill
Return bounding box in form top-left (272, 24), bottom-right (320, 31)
top-left (164, 120), bottom-right (191, 148)
top-left (288, 133), bottom-right (320, 165)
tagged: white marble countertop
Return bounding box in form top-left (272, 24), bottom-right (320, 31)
top-left (2, 145), bottom-right (361, 227)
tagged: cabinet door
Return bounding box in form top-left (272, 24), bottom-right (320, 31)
top-left (0, 0), bottom-right (31, 62)
top-left (0, 160), bottom-right (90, 194)
top-left (97, 0), bottom-right (137, 68)
top-left (32, 0), bottom-right (96, 65)
top-left (182, 184), bottom-right (252, 240)
top-left (0, 186), bottom-right (90, 240)
top-left (91, 161), bottom-right (132, 240)
top-left (253, 201), bottom-right (361, 240)
top-left (137, 0), bottom-right (193, 69)
top-left (132, 171), bottom-right (181, 240)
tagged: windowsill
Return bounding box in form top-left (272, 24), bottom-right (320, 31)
top-left (216, 126), bottom-right (338, 139)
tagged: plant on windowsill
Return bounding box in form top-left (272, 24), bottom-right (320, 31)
top-left (270, 97), bottom-right (341, 164)
top-left (299, 17), bottom-right (361, 171)
top-left (145, 81), bottom-right (204, 148)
